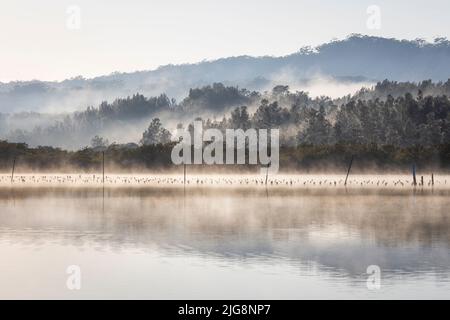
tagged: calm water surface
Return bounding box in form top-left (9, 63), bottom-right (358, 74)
top-left (0, 185), bottom-right (449, 299)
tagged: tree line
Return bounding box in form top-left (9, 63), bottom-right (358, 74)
top-left (1, 139), bottom-right (449, 172)
top-left (1, 80), bottom-right (450, 171)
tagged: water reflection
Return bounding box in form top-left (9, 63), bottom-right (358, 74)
top-left (0, 186), bottom-right (449, 298)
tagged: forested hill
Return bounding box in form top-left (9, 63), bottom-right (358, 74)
top-left (2, 35), bottom-right (450, 113)
top-left (2, 80), bottom-right (450, 150)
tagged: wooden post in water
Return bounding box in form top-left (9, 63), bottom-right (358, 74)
top-left (102, 151), bottom-right (105, 185)
top-left (183, 163), bottom-right (186, 187)
top-left (344, 155), bottom-right (354, 186)
top-left (11, 156), bottom-right (16, 184)
top-left (431, 173), bottom-right (434, 186)
top-left (265, 166), bottom-right (269, 185)
top-left (102, 151), bottom-right (105, 203)
top-left (421, 176), bottom-right (424, 187)
top-left (412, 163), bottom-right (417, 186)
top-left (265, 161), bottom-right (271, 185)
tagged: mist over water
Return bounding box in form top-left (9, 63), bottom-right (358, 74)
top-left (0, 175), bottom-right (449, 299)
top-left (2, 2), bottom-right (450, 302)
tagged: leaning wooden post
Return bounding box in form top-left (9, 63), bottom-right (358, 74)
top-left (431, 173), bottom-right (434, 186)
top-left (412, 163), bottom-right (417, 186)
top-left (344, 155), bottom-right (354, 186)
top-left (11, 156), bottom-right (16, 184)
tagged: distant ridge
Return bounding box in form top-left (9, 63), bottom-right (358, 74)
top-left (1, 34), bottom-right (450, 113)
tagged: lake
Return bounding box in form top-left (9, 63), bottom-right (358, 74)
top-left (0, 174), bottom-right (449, 299)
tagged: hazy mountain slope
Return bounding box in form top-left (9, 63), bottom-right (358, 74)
top-left (1, 34), bottom-right (450, 113)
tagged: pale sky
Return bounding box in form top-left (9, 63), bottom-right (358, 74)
top-left (1, 0), bottom-right (450, 82)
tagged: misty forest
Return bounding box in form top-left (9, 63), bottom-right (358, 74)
top-left (1, 79), bottom-right (450, 172)
top-left (1, 35), bottom-right (450, 172)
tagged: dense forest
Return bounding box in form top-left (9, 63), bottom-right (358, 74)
top-left (1, 79), bottom-right (450, 172)
top-left (1, 140), bottom-right (449, 173)
top-left (3, 80), bottom-right (450, 148)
